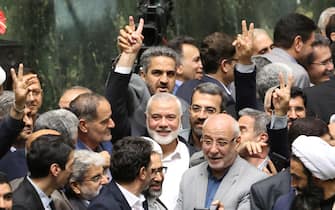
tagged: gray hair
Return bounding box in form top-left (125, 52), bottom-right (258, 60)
top-left (140, 46), bottom-right (180, 73)
top-left (256, 62), bottom-right (292, 102)
top-left (0, 91), bottom-right (14, 118)
top-left (318, 7), bottom-right (335, 34)
top-left (34, 109), bottom-right (79, 147)
top-left (146, 93), bottom-right (182, 117)
top-left (239, 108), bottom-right (270, 135)
top-left (192, 82), bottom-right (226, 112)
top-left (69, 92), bottom-right (107, 121)
top-left (70, 150), bottom-right (105, 183)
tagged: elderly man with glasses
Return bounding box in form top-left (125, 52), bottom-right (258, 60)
top-left (175, 114), bottom-right (268, 210)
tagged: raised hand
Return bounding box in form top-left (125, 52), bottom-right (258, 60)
top-left (117, 16), bottom-right (144, 54)
top-left (271, 72), bottom-right (294, 116)
top-left (10, 64), bottom-right (37, 112)
top-left (232, 20), bottom-right (254, 65)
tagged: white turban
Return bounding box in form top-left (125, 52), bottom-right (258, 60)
top-left (141, 136), bottom-right (163, 156)
top-left (0, 66), bottom-right (5, 85)
top-left (292, 135), bottom-right (335, 180)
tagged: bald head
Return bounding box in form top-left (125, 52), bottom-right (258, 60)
top-left (253, 28), bottom-right (273, 55)
top-left (58, 86), bottom-right (92, 109)
top-left (203, 113), bottom-right (240, 139)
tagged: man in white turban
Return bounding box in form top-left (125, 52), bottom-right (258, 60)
top-left (289, 135), bottom-right (335, 209)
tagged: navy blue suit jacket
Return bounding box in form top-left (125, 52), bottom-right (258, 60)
top-left (88, 180), bottom-right (131, 210)
top-left (0, 116), bottom-right (24, 158)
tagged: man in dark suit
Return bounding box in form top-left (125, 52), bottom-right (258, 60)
top-left (303, 34), bottom-right (335, 123)
top-left (88, 137), bottom-right (154, 210)
top-left (67, 150), bottom-right (108, 210)
top-left (12, 130), bottom-right (74, 210)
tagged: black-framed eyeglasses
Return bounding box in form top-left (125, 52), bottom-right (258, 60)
top-left (190, 104), bottom-right (217, 114)
top-left (151, 166), bottom-right (168, 175)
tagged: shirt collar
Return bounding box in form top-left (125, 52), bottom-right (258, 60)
top-left (116, 183), bottom-right (145, 209)
top-left (27, 176), bottom-right (53, 210)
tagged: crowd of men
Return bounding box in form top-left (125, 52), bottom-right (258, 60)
top-left (0, 7), bottom-right (335, 210)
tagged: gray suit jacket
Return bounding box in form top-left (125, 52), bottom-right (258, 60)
top-left (254, 47), bottom-right (310, 89)
top-left (175, 156), bottom-right (268, 210)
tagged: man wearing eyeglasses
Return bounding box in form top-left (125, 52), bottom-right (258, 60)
top-left (175, 114), bottom-right (267, 210)
top-left (66, 150), bottom-right (109, 210)
top-left (303, 34), bottom-right (335, 123)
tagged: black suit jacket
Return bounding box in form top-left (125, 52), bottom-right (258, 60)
top-left (304, 78), bottom-right (335, 123)
top-left (88, 180), bottom-right (131, 210)
top-left (12, 177), bottom-right (45, 210)
top-left (250, 169), bottom-right (291, 210)
top-left (0, 116), bottom-right (24, 158)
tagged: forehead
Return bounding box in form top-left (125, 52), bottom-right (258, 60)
top-left (149, 99), bottom-right (179, 114)
top-left (290, 158), bottom-right (306, 176)
top-left (192, 91), bottom-right (222, 107)
top-left (203, 117), bottom-right (234, 137)
top-left (0, 183), bottom-right (11, 194)
top-left (289, 96), bottom-right (305, 107)
top-left (313, 45), bottom-right (331, 59)
top-left (96, 99), bottom-right (112, 117)
top-left (182, 44), bottom-right (200, 56)
top-left (147, 56), bottom-right (176, 71)
top-left (150, 153), bottom-right (162, 168)
top-left (238, 115), bottom-right (255, 127)
top-left (85, 165), bottom-right (103, 177)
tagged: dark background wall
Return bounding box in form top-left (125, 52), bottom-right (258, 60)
top-left (0, 0), bottom-right (334, 110)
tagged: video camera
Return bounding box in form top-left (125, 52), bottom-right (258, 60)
top-left (137, 0), bottom-right (173, 46)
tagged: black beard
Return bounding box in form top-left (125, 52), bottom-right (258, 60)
top-left (291, 177), bottom-right (324, 210)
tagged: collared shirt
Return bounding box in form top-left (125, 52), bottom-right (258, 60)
top-left (160, 140), bottom-right (190, 210)
top-left (117, 183), bottom-right (146, 210)
top-left (27, 176), bottom-right (54, 210)
top-left (206, 74), bottom-right (232, 95)
top-left (173, 80), bottom-right (183, 95)
top-left (204, 167), bottom-right (227, 208)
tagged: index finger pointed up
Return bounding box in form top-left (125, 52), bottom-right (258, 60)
top-left (136, 18), bottom-right (144, 35)
top-left (248, 22), bottom-right (254, 37)
top-left (278, 71), bottom-right (285, 89)
top-left (128, 16), bottom-right (135, 31)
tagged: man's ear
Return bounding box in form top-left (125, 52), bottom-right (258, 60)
top-left (78, 119), bottom-right (88, 133)
top-left (176, 64), bottom-right (184, 75)
top-left (258, 132), bottom-right (269, 143)
top-left (331, 32), bottom-right (335, 42)
top-left (139, 69), bottom-right (146, 81)
top-left (220, 59), bottom-right (229, 73)
top-left (139, 166), bottom-right (148, 181)
top-left (293, 35), bottom-right (303, 53)
top-left (70, 182), bottom-right (81, 195)
top-left (50, 163), bottom-right (60, 177)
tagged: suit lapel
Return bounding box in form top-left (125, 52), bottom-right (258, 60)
top-left (110, 181), bottom-right (132, 210)
top-left (213, 156), bottom-right (241, 201)
top-left (196, 163), bottom-right (210, 207)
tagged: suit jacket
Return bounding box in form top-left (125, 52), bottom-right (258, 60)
top-left (12, 177), bottom-right (45, 210)
top-left (250, 169), bottom-right (291, 210)
top-left (272, 187), bottom-right (295, 210)
top-left (175, 156), bottom-right (268, 210)
top-left (0, 148), bottom-right (28, 181)
top-left (88, 180), bottom-right (131, 210)
top-left (105, 69), bottom-right (190, 142)
top-left (0, 115), bottom-right (24, 158)
top-left (68, 196), bottom-right (89, 210)
top-left (254, 47), bottom-right (310, 89)
top-left (304, 78), bottom-right (335, 123)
